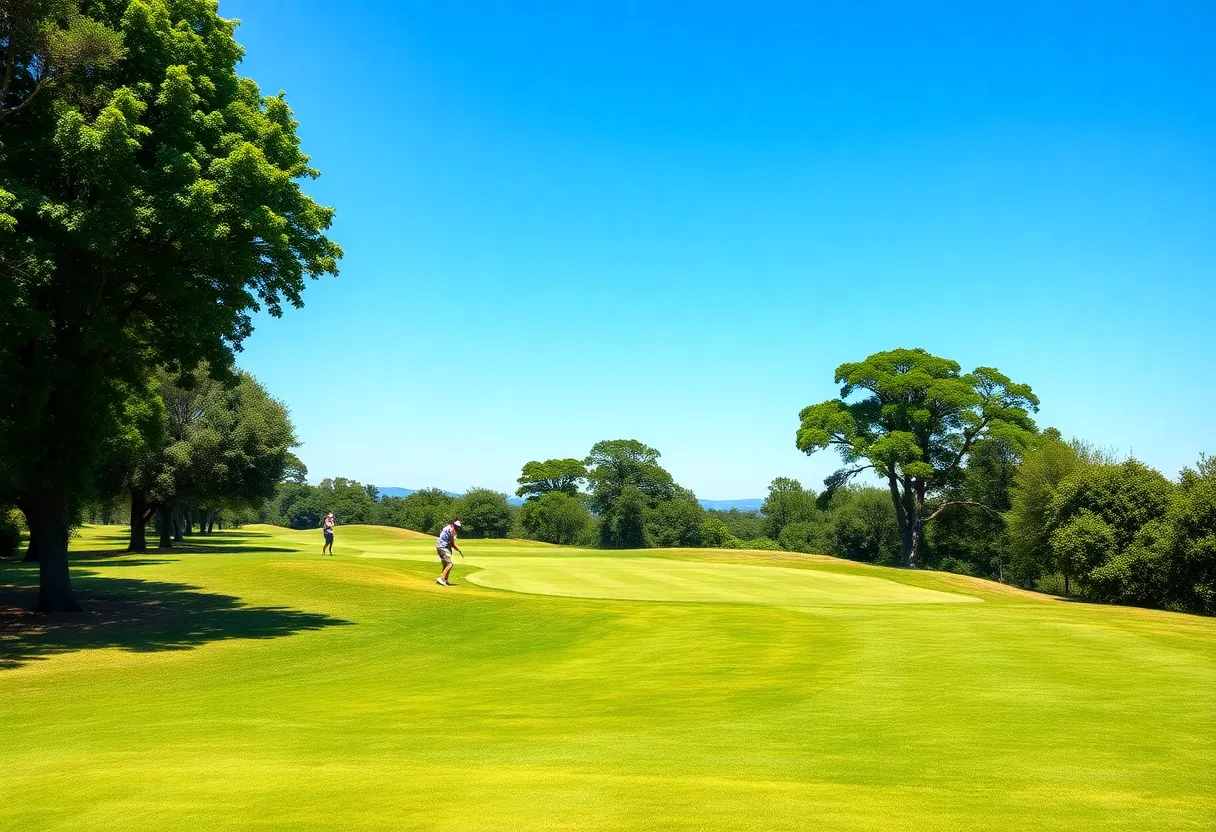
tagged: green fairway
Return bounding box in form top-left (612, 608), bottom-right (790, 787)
top-left (465, 556), bottom-right (980, 606)
top-left (1, 525), bottom-right (1213, 831)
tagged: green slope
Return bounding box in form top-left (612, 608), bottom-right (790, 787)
top-left (0, 524), bottom-right (1212, 831)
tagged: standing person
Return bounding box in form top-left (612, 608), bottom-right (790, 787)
top-left (435, 519), bottom-right (463, 586)
top-left (322, 512), bottom-right (336, 555)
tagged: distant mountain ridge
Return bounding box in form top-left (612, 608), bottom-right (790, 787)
top-left (377, 487), bottom-right (761, 512)
top-left (698, 499), bottom-right (764, 512)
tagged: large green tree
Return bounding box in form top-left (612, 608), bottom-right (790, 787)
top-left (646, 486), bottom-right (705, 547)
top-left (516, 459), bottom-right (586, 501)
top-left (760, 477), bottom-right (819, 540)
top-left (796, 349), bottom-right (1038, 568)
top-left (453, 488), bottom-right (514, 539)
top-left (119, 366), bottom-right (296, 552)
top-left (0, 0), bottom-right (339, 609)
top-left (519, 491), bottom-right (591, 545)
top-left (584, 439), bottom-right (674, 514)
top-left (1004, 431), bottom-right (1110, 587)
top-left (584, 439), bottom-right (675, 549)
top-left (1045, 459), bottom-right (1175, 596)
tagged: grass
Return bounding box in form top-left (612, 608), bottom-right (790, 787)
top-left (0, 524), bottom-right (1213, 831)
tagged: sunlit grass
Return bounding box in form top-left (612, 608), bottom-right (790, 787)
top-left (0, 524), bottom-right (1212, 830)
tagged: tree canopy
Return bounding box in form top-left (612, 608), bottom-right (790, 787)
top-left (516, 458), bottom-right (586, 500)
top-left (0, 0), bottom-right (339, 609)
top-left (796, 348), bottom-right (1038, 567)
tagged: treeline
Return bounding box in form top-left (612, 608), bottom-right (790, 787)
top-left (260, 349), bottom-right (1211, 619)
top-left (2, 364), bottom-right (299, 558)
top-left (260, 482), bottom-right (516, 539)
top-left (255, 422), bottom-right (1215, 618)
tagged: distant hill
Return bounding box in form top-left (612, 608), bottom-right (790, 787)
top-left (376, 487), bottom-right (418, 499)
top-left (699, 499), bottom-right (764, 512)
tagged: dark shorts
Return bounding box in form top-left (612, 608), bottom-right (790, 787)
top-left (324, 531), bottom-right (334, 542)
top-left (437, 546), bottom-right (452, 565)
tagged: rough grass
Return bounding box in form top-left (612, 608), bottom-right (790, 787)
top-left (0, 524), bottom-right (1212, 831)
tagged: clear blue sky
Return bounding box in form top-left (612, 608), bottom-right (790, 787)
top-left (224, 0), bottom-right (1215, 498)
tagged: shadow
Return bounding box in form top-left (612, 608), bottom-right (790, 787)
top-left (71, 544), bottom-right (299, 557)
top-left (0, 562), bottom-right (352, 670)
top-left (67, 528), bottom-right (299, 560)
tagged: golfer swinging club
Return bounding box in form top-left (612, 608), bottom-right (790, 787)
top-left (435, 519), bottom-right (463, 586)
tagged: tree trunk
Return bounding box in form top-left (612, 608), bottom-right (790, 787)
top-left (1063, 573), bottom-right (1070, 597)
top-left (906, 477), bottom-right (924, 569)
top-left (887, 473), bottom-right (914, 565)
top-left (159, 503), bottom-right (173, 549)
top-left (127, 489), bottom-right (151, 553)
top-left (173, 507), bottom-right (184, 542)
top-left (21, 490), bottom-right (81, 612)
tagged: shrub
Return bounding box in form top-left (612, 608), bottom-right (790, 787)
top-left (938, 556), bottom-right (976, 576)
top-left (699, 517), bottom-right (740, 548)
top-left (1050, 511), bottom-right (1116, 596)
top-left (0, 507), bottom-right (26, 558)
top-left (519, 492), bottom-right (591, 545)
top-left (454, 488), bottom-right (515, 539)
top-left (778, 521), bottom-right (828, 554)
top-left (726, 536), bottom-right (781, 551)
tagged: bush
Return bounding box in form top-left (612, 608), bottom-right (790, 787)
top-left (1048, 460), bottom-right (1175, 551)
top-left (1050, 511), bottom-right (1116, 595)
top-left (699, 517), bottom-right (740, 548)
top-left (454, 488), bottom-right (515, 539)
top-left (705, 509), bottom-right (766, 541)
top-left (647, 494), bottom-right (705, 547)
top-left (778, 521), bottom-right (828, 554)
top-left (0, 507), bottom-right (26, 558)
top-left (937, 556), bottom-right (976, 576)
top-left (761, 477), bottom-right (820, 539)
top-left (519, 492), bottom-right (591, 545)
top-left (1006, 434), bottom-right (1110, 586)
top-left (828, 487), bottom-right (901, 564)
top-left (725, 536), bottom-right (781, 551)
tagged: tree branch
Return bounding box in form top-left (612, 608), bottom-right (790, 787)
top-left (938, 414), bottom-right (991, 482)
top-left (921, 500), bottom-right (1000, 525)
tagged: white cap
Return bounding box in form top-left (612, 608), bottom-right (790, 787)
top-left (453, 520), bottom-right (462, 528)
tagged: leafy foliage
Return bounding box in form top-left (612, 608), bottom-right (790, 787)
top-left (455, 488), bottom-right (514, 539)
top-left (516, 459), bottom-right (586, 500)
top-left (0, 0), bottom-right (125, 117)
top-left (600, 483), bottom-right (648, 548)
top-left (585, 439), bottom-right (674, 515)
top-left (0, 0), bottom-right (339, 608)
top-left (1005, 431), bottom-right (1111, 586)
top-left (705, 509), bottom-right (767, 542)
top-left (1050, 512), bottom-right (1117, 595)
top-left (760, 477), bottom-right (820, 540)
top-left (518, 492), bottom-right (592, 545)
top-left (646, 487), bottom-right (705, 547)
top-left (797, 348), bottom-right (1038, 566)
top-left (824, 487), bottom-right (902, 564)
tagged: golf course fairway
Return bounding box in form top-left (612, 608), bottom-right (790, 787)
top-left (1, 525), bottom-right (1213, 831)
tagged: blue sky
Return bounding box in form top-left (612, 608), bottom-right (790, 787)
top-left (224, 0), bottom-right (1215, 498)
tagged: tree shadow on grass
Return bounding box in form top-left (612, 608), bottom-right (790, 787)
top-left (70, 528), bottom-right (298, 559)
top-left (0, 562), bottom-right (352, 670)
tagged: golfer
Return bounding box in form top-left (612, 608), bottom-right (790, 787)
top-left (322, 512), bottom-right (336, 555)
top-left (435, 519), bottom-right (463, 586)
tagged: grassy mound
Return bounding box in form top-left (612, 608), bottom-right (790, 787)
top-left (0, 524), bottom-right (1212, 830)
